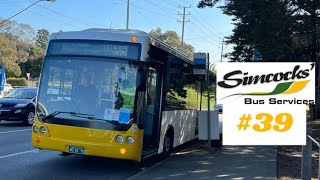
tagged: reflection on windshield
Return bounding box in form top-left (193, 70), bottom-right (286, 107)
top-left (37, 57), bottom-right (138, 129)
top-left (5, 89), bottom-right (37, 99)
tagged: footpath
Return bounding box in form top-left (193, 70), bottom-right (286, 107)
top-left (127, 142), bottom-right (277, 180)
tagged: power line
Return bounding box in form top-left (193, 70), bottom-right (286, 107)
top-left (118, 0), bottom-right (174, 19)
top-left (191, 6), bottom-right (226, 37)
top-left (190, 13), bottom-right (223, 40)
top-left (136, 9), bottom-right (159, 28)
top-left (189, 21), bottom-right (221, 42)
top-left (185, 24), bottom-right (220, 46)
top-left (118, 0), bottom-right (177, 30)
top-left (25, 8), bottom-right (85, 29)
top-left (175, 0), bottom-right (228, 39)
top-left (0, 0), bottom-right (53, 26)
top-left (140, 0), bottom-right (176, 15)
top-left (23, 0), bottom-right (106, 28)
top-left (36, 4), bottom-right (106, 28)
top-left (161, 0), bottom-right (178, 9)
top-left (7, 2), bottom-right (94, 29)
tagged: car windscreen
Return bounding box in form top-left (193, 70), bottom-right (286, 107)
top-left (5, 89), bottom-right (37, 99)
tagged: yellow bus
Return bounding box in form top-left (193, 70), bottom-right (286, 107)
top-left (32, 28), bottom-right (216, 161)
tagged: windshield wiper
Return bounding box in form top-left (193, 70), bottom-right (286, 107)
top-left (41, 111), bottom-right (94, 122)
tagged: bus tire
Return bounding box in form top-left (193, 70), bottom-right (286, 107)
top-left (163, 130), bottom-right (173, 157)
top-left (23, 109), bottom-right (35, 126)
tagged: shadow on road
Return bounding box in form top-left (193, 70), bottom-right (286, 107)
top-left (0, 120), bottom-right (24, 127)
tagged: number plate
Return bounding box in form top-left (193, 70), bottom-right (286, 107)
top-left (68, 146), bottom-right (85, 154)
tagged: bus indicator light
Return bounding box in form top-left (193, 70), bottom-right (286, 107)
top-left (35, 137), bottom-right (40, 143)
top-left (131, 36), bottom-right (138, 43)
top-left (120, 148), bottom-right (126, 155)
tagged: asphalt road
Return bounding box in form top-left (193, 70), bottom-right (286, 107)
top-left (0, 121), bottom-right (144, 180)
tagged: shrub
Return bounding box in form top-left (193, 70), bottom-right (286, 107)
top-left (7, 77), bottom-right (28, 87)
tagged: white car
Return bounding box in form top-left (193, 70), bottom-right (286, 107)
top-left (4, 83), bottom-right (13, 93)
top-left (215, 104), bottom-right (223, 113)
top-left (0, 84), bottom-right (13, 97)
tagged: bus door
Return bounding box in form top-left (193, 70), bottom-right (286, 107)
top-left (143, 62), bottom-right (163, 151)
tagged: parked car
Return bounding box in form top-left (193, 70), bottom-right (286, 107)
top-left (0, 83), bottom-right (13, 98)
top-left (215, 104), bottom-right (223, 113)
top-left (4, 83), bottom-right (13, 94)
top-left (0, 87), bottom-right (37, 125)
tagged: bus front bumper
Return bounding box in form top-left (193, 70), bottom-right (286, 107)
top-left (32, 135), bottom-right (141, 161)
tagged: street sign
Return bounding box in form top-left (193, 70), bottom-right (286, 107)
top-left (193, 69), bottom-right (207, 75)
top-left (194, 52), bottom-right (207, 66)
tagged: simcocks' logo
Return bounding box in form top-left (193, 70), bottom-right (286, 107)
top-left (218, 64), bottom-right (314, 99)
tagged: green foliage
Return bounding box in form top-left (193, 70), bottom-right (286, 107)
top-left (0, 35), bottom-right (22, 77)
top-left (0, 18), bottom-right (48, 78)
top-left (150, 28), bottom-right (195, 59)
top-left (122, 93), bottom-right (135, 112)
top-left (19, 45), bottom-right (45, 78)
top-left (210, 64), bottom-right (216, 74)
top-left (198, 0), bottom-right (320, 62)
top-left (7, 77), bottom-right (28, 86)
top-left (35, 29), bottom-right (49, 49)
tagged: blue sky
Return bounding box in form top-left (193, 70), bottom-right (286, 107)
top-left (0, 0), bottom-right (234, 64)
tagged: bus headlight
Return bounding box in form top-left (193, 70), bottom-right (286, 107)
top-left (115, 135), bottom-right (124, 143)
top-left (126, 136), bottom-right (134, 144)
top-left (40, 126), bottom-right (47, 134)
top-left (33, 125), bottom-right (39, 133)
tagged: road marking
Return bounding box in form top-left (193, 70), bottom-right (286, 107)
top-left (0, 149), bottom-right (38, 159)
top-left (0, 129), bottom-right (31, 134)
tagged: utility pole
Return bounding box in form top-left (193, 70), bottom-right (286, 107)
top-left (220, 38), bottom-right (224, 62)
top-left (126, 0), bottom-right (130, 29)
top-left (177, 5), bottom-right (191, 49)
top-left (206, 53), bottom-right (211, 148)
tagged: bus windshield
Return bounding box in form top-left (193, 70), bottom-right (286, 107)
top-left (36, 57), bottom-right (139, 131)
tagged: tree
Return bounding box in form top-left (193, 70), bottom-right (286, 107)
top-left (19, 45), bottom-right (45, 79)
top-left (210, 64), bottom-right (216, 74)
top-left (0, 19), bottom-right (35, 77)
top-left (0, 19), bottom-right (48, 78)
top-left (35, 29), bottom-right (49, 49)
top-left (198, 0), bottom-right (320, 62)
top-left (0, 35), bottom-right (22, 77)
top-left (150, 28), bottom-right (195, 59)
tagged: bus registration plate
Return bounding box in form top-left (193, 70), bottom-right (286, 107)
top-left (68, 146), bottom-right (85, 154)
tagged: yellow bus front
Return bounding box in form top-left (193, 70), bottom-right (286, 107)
top-left (32, 39), bottom-right (146, 161)
top-left (32, 121), bottom-right (143, 161)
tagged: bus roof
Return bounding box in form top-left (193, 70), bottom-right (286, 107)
top-left (48, 28), bottom-right (193, 64)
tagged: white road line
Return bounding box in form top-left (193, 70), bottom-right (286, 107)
top-left (0, 149), bottom-right (38, 159)
top-left (0, 129), bottom-right (31, 134)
